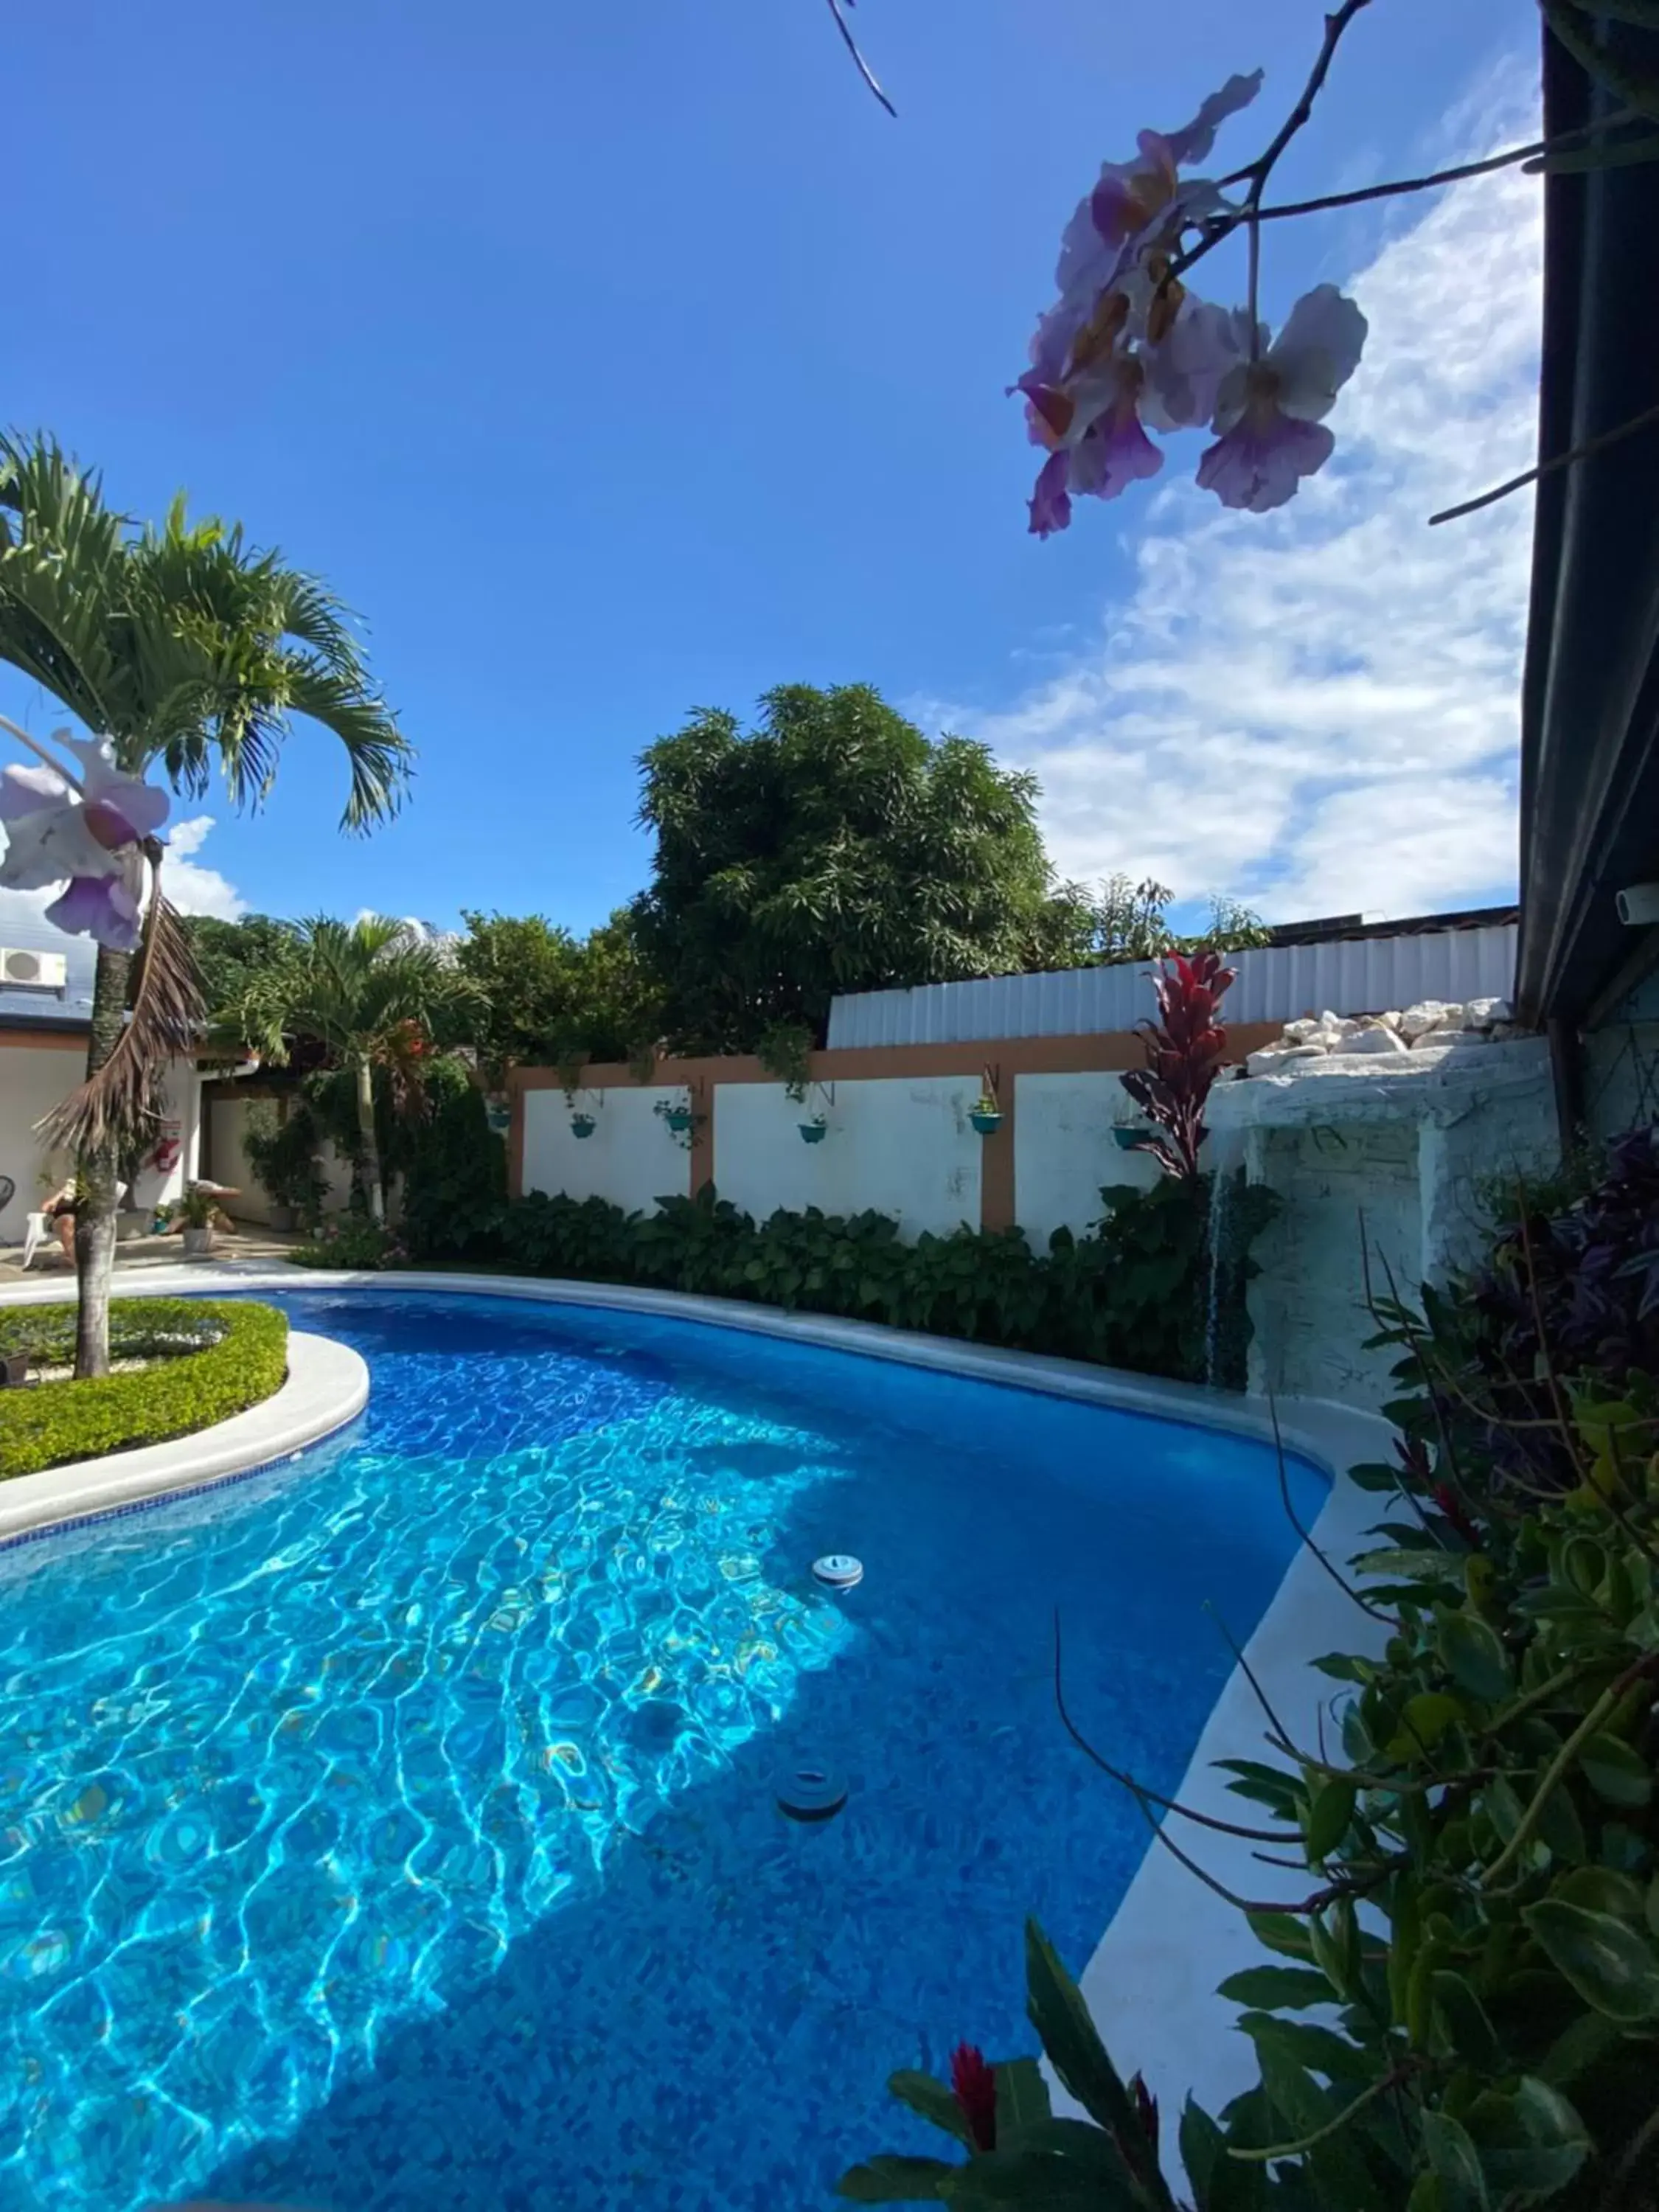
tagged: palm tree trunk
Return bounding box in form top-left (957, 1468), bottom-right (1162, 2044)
top-left (355, 1054), bottom-right (386, 1225)
top-left (73, 945), bottom-right (132, 1380)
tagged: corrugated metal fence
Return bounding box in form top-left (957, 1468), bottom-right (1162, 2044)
top-left (827, 923), bottom-right (1518, 1048)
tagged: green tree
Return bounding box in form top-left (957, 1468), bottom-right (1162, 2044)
top-left (178, 913), bottom-right (301, 1016)
top-left (0, 437), bottom-right (408, 1376)
top-left (1085, 874), bottom-right (1270, 964)
top-left (630, 683), bottom-right (1071, 1051)
top-left (456, 908), bottom-right (664, 1083)
top-left (226, 916), bottom-right (480, 1225)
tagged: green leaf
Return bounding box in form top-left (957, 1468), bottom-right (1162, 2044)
top-left (1023, 1921), bottom-right (1142, 2150)
top-left (992, 2059), bottom-right (1050, 2146)
top-left (942, 2148), bottom-right (1132, 2209)
top-left (1386, 1692), bottom-right (1464, 1761)
top-left (889, 2072), bottom-right (970, 2145)
top-left (1579, 1731), bottom-right (1652, 1807)
top-left (1245, 1910), bottom-right (1316, 1962)
top-left (1524, 1899), bottom-right (1659, 2021)
top-left (1304, 1777), bottom-right (1357, 1860)
top-left (1514, 2073), bottom-right (1590, 2152)
top-left (1430, 1971), bottom-right (1499, 2070)
top-left (1237, 2012), bottom-right (1372, 2082)
top-left (1217, 1965), bottom-right (1336, 2012)
top-left (1537, 2007), bottom-right (1621, 2087)
top-left (1436, 1611), bottom-right (1510, 1702)
top-left (1420, 2110), bottom-right (1490, 2209)
top-left (838, 2155), bottom-right (957, 2201)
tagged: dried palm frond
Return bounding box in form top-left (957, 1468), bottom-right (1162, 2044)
top-left (37, 847), bottom-right (204, 1156)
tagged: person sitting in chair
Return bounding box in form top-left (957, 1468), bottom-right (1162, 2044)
top-left (41, 1178), bottom-right (78, 1262)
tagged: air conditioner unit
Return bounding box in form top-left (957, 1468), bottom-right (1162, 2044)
top-left (0, 947), bottom-right (69, 990)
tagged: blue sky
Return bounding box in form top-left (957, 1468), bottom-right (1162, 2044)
top-left (3, 0), bottom-right (1534, 936)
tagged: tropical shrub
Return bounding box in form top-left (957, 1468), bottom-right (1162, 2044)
top-left (393, 1056), bottom-right (507, 1261)
top-left (842, 1128), bottom-right (1659, 2211)
top-left (241, 1099), bottom-right (328, 1224)
top-left (490, 1179), bottom-right (1273, 1384)
top-left (1121, 950), bottom-right (1237, 1181)
top-left (0, 1298), bottom-right (288, 1478)
top-left (290, 1219), bottom-right (408, 1270)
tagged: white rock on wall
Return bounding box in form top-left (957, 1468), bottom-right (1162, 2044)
top-left (1464, 997), bottom-right (1512, 1029)
top-left (1335, 1026), bottom-right (1410, 1056)
top-left (1399, 1001), bottom-right (1453, 1040)
top-left (1247, 1043), bottom-right (1330, 1076)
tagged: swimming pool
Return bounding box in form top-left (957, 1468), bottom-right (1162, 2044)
top-left (0, 1288), bottom-right (1325, 2211)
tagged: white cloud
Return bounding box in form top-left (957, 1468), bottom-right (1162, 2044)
top-left (0, 813), bottom-right (245, 939)
top-left (946, 56), bottom-right (1542, 922)
top-left (161, 816), bottom-right (246, 922)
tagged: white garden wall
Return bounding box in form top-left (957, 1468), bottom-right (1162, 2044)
top-left (1013, 1071), bottom-right (1159, 1251)
top-left (714, 1078), bottom-right (982, 1237)
top-left (522, 1086), bottom-right (692, 1217)
top-left (0, 1043), bottom-right (198, 1242)
top-left (206, 1092), bottom-right (355, 1224)
top-left (0, 1041), bottom-right (85, 1241)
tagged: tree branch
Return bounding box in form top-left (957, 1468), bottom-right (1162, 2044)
top-left (824, 0), bottom-right (896, 117)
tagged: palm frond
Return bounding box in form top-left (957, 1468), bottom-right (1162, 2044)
top-left (37, 870), bottom-right (204, 1155)
top-left (283, 658), bottom-right (411, 829)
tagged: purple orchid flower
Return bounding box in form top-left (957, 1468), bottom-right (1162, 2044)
top-left (0, 731), bottom-right (169, 951)
top-left (1196, 283), bottom-right (1368, 512)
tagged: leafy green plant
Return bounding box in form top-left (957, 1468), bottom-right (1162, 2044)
top-left (166, 1181), bottom-right (232, 1231)
top-left (0, 1298), bottom-right (288, 1479)
top-left (844, 1127), bottom-right (1659, 2211)
top-left (486, 1174), bottom-right (1273, 1384)
top-left (758, 1022), bottom-right (816, 1103)
top-left (242, 1099), bottom-right (327, 1223)
top-left (391, 1055), bottom-right (506, 1262)
top-left (290, 1218), bottom-right (408, 1270)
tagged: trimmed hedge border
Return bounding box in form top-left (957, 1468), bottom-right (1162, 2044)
top-left (0, 1299), bottom-right (289, 1481)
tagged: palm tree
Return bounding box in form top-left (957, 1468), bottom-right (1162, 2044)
top-left (225, 917), bottom-right (480, 1226)
top-left (0, 436), bottom-right (410, 1376)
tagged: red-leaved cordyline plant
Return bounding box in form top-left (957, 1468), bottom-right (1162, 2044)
top-left (948, 2045), bottom-right (997, 2152)
top-left (1119, 949), bottom-right (1235, 1180)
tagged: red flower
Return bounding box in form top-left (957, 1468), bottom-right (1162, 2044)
top-left (1130, 2070), bottom-right (1160, 2154)
top-left (1433, 1482), bottom-right (1481, 1549)
top-left (949, 2044), bottom-right (998, 2152)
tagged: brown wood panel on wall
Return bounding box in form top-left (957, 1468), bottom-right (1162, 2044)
top-left (509, 1025), bottom-right (1283, 1217)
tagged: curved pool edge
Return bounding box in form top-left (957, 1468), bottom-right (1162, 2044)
top-left (0, 1328), bottom-right (369, 1546)
top-left (0, 1260), bottom-right (1377, 1481)
top-left (0, 1262), bottom-right (1395, 2171)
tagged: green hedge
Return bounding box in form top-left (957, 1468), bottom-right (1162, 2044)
top-left (493, 1177), bottom-right (1277, 1386)
top-left (0, 1298), bottom-right (289, 1481)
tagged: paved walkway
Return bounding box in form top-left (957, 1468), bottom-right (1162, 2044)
top-left (0, 1226), bottom-right (305, 1281)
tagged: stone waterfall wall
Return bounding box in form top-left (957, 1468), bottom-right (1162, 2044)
top-left (1210, 1037), bottom-right (1559, 1411)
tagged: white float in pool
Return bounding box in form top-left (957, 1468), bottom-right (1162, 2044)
top-left (812, 1554), bottom-right (863, 1590)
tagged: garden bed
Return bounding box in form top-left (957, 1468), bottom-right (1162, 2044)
top-left (0, 1299), bottom-right (288, 1480)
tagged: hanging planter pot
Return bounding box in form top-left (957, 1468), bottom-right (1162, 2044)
top-left (571, 1113), bottom-right (597, 1139)
top-left (484, 1095), bottom-right (512, 1135)
top-left (968, 1093), bottom-right (1002, 1136)
top-left (663, 1106), bottom-right (693, 1135)
top-left (799, 1119), bottom-right (828, 1144)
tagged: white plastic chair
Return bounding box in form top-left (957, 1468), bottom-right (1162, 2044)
top-left (19, 1183), bottom-right (125, 1268)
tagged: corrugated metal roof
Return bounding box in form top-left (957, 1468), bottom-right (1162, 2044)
top-left (0, 905), bottom-right (95, 1031)
top-left (827, 923), bottom-right (1518, 1049)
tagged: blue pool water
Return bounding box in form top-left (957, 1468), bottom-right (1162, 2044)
top-left (0, 1290), bottom-right (1324, 2212)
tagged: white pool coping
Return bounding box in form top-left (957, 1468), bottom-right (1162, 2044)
top-left (0, 1262), bottom-right (1395, 2154)
top-left (0, 1301), bottom-right (368, 1544)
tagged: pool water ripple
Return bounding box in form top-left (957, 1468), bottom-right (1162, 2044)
top-left (0, 1291), bottom-right (1324, 2211)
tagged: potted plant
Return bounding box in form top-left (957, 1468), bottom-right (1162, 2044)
top-left (967, 1088), bottom-right (1002, 1136)
top-left (571, 1111), bottom-right (597, 1138)
top-left (656, 1097), bottom-right (695, 1136)
top-left (799, 1111), bottom-right (828, 1144)
top-left (170, 1182), bottom-right (232, 1257)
